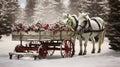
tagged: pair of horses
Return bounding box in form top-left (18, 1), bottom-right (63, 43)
top-left (60, 13), bottom-right (105, 55)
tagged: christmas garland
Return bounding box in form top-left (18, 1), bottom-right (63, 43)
top-left (12, 22), bottom-right (71, 34)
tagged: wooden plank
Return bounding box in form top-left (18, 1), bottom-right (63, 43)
top-left (12, 30), bottom-right (72, 41)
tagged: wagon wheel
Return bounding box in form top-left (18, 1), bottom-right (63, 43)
top-left (47, 46), bottom-right (55, 56)
top-left (38, 45), bottom-right (47, 59)
top-left (60, 40), bottom-right (74, 58)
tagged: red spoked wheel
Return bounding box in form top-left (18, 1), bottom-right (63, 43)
top-left (38, 45), bottom-right (47, 59)
top-left (60, 40), bottom-right (74, 58)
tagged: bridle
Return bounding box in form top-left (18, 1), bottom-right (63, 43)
top-left (66, 15), bottom-right (83, 35)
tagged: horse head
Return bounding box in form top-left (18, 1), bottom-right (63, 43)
top-left (59, 13), bottom-right (71, 25)
top-left (59, 13), bottom-right (76, 31)
top-left (78, 12), bottom-right (90, 21)
top-left (78, 12), bottom-right (91, 25)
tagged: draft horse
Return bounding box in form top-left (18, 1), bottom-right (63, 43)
top-left (61, 13), bottom-right (105, 55)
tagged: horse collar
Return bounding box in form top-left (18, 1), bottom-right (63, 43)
top-left (78, 19), bottom-right (92, 33)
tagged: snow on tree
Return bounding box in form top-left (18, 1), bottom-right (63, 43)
top-left (33, 0), bottom-right (60, 24)
top-left (78, 0), bottom-right (109, 20)
top-left (15, 8), bottom-right (26, 24)
top-left (108, 0), bottom-right (120, 23)
top-left (107, 0), bottom-right (120, 50)
top-left (0, 0), bottom-right (19, 35)
top-left (24, 0), bottom-right (36, 24)
top-left (69, 0), bottom-right (82, 15)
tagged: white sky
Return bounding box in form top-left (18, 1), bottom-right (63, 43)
top-left (19, 0), bottom-right (26, 8)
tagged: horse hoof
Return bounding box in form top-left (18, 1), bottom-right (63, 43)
top-left (78, 53), bottom-right (83, 55)
top-left (97, 51), bottom-right (101, 53)
top-left (83, 53), bottom-right (86, 55)
top-left (91, 51), bottom-right (95, 54)
top-left (97, 49), bottom-right (101, 53)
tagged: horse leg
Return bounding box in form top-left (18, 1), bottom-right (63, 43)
top-left (78, 36), bottom-right (83, 55)
top-left (83, 37), bottom-right (89, 55)
top-left (71, 36), bottom-right (76, 55)
top-left (97, 33), bottom-right (102, 53)
top-left (90, 37), bottom-right (95, 53)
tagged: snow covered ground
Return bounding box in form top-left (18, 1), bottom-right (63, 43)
top-left (0, 35), bottom-right (120, 67)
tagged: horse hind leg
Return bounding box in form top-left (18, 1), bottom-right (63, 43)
top-left (90, 37), bottom-right (96, 53)
top-left (97, 32), bottom-right (103, 53)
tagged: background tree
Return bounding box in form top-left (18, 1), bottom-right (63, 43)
top-left (80, 0), bottom-right (109, 21)
top-left (34, 0), bottom-right (59, 23)
top-left (107, 0), bottom-right (120, 50)
top-left (24, 0), bottom-right (36, 23)
top-left (0, 0), bottom-right (19, 35)
top-left (108, 0), bottom-right (120, 23)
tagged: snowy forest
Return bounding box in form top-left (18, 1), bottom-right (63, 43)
top-left (0, 0), bottom-right (120, 49)
top-left (0, 0), bottom-right (120, 67)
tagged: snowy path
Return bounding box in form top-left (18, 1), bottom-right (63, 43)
top-left (0, 35), bottom-right (120, 67)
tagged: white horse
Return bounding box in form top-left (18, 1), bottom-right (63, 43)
top-left (61, 13), bottom-right (105, 55)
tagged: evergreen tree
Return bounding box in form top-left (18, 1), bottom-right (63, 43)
top-left (24, 0), bottom-right (36, 23)
top-left (108, 0), bottom-right (120, 23)
top-left (34, 0), bottom-right (59, 23)
top-left (107, 0), bottom-right (120, 50)
top-left (80, 0), bottom-right (109, 20)
top-left (0, 0), bottom-right (19, 35)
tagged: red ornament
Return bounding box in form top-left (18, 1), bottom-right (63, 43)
top-left (25, 30), bottom-right (28, 34)
top-left (54, 30), bottom-right (60, 34)
top-left (43, 24), bottom-right (49, 30)
top-left (34, 29), bottom-right (38, 32)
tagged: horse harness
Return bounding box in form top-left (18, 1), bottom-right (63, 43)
top-left (72, 16), bottom-right (79, 31)
top-left (66, 16), bottom-right (104, 36)
top-left (78, 19), bottom-right (104, 33)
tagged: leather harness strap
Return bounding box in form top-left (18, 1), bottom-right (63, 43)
top-left (72, 16), bottom-right (79, 31)
top-left (92, 19), bottom-right (101, 30)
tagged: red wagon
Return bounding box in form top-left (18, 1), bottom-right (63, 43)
top-left (9, 23), bottom-right (75, 59)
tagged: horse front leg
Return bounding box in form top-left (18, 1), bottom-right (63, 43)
top-left (83, 37), bottom-right (89, 55)
top-left (78, 36), bottom-right (83, 55)
top-left (71, 36), bottom-right (76, 55)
